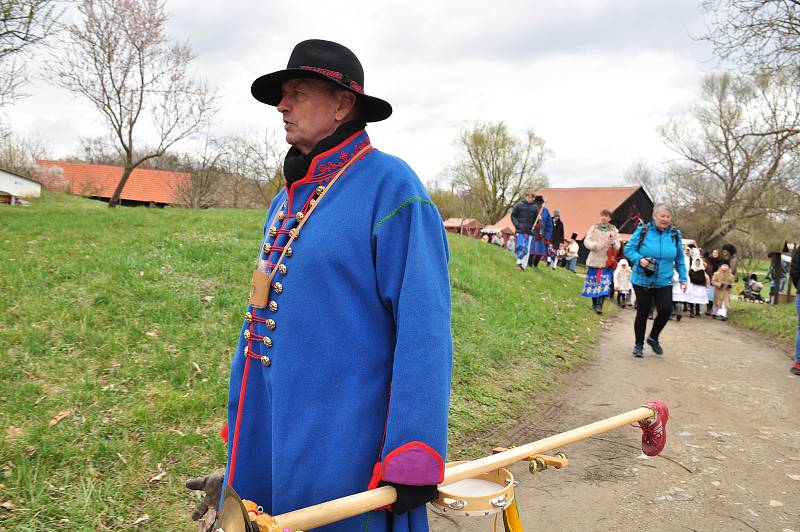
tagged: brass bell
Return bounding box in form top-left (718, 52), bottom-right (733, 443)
top-left (244, 312), bottom-right (253, 323)
top-left (272, 282), bottom-right (283, 294)
top-left (261, 356), bottom-right (271, 367)
top-left (316, 185), bottom-right (325, 195)
top-left (279, 264), bottom-right (287, 275)
top-left (263, 336), bottom-right (272, 348)
top-left (262, 243), bottom-right (271, 253)
top-left (285, 247), bottom-right (293, 257)
top-left (277, 211), bottom-right (285, 221)
top-left (243, 345), bottom-right (249, 356)
top-left (296, 211), bottom-right (304, 222)
top-left (289, 229), bottom-right (298, 239)
top-left (528, 457), bottom-right (548, 475)
top-left (309, 199), bottom-right (316, 207)
top-left (269, 227), bottom-right (277, 237)
top-left (244, 330), bottom-right (251, 340)
top-left (265, 319), bottom-right (276, 330)
top-left (268, 301), bottom-right (278, 312)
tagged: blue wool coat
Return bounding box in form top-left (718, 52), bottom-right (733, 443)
top-left (530, 206), bottom-right (553, 257)
top-left (221, 130), bottom-right (453, 532)
top-left (624, 221), bottom-right (688, 288)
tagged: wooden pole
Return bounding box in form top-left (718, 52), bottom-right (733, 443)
top-left (271, 405), bottom-right (656, 531)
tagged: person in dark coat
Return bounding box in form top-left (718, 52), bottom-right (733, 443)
top-left (529, 195), bottom-right (553, 267)
top-left (550, 210), bottom-right (564, 250)
top-left (510, 190), bottom-right (539, 271)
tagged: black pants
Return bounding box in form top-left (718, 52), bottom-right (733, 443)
top-left (632, 284), bottom-right (672, 346)
top-left (529, 254), bottom-right (542, 267)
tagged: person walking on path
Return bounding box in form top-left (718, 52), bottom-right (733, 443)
top-left (721, 243), bottom-right (739, 281)
top-left (790, 244), bottom-right (799, 375)
top-left (185, 39), bottom-right (452, 532)
top-left (529, 195), bottom-right (553, 268)
top-left (686, 255), bottom-right (710, 318)
top-left (564, 233), bottom-right (579, 273)
top-left (704, 248), bottom-right (722, 315)
top-left (581, 209), bottom-right (621, 315)
top-left (511, 191), bottom-right (539, 271)
top-left (624, 205), bottom-right (688, 357)
top-left (613, 258), bottom-right (633, 307)
top-left (711, 263), bottom-right (735, 320)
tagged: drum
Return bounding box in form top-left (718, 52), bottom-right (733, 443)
top-left (430, 461), bottom-right (515, 516)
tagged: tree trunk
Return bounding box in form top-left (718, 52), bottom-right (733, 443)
top-left (108, 166), bottom-right (134, 208)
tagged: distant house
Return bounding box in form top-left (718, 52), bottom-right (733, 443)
top-left (492, 186), bottom-right (654, 262)
top-left (0, 168), bottom-right (41, 205)
top-left (443, 218), bottom-right (484, 238)
top-left (35, 160), bottom-right (190, 207)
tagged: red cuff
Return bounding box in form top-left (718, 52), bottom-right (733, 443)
top-left (220, 422), bottom-right (229, 444)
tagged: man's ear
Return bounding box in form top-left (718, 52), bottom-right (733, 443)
top-left (335, 91), bottom-right (357, 121)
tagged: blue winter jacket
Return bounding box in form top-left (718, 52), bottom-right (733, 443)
top-left (624, 221), bottom-right (688, 288)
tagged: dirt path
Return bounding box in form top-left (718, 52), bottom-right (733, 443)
top-left (429, 308), bottom-right (799, 532)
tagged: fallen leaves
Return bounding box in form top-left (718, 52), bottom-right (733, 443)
top-left (148, 462), bottom-right (166, 483)
top-left (132, 514), bottom-right (149, 525)
top-left (5, 426), bottom-right (23, 439)
top-left (49, 410), bottom-right (71, 426)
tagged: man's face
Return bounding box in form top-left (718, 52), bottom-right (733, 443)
top-left (524, 194), bottom-right (534, 203)
top-left (277, 78), bottom-right (342, 154)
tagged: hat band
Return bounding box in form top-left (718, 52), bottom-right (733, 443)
top-left (299, 65), bottom-right (364, 94)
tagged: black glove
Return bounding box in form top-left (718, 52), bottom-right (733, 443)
top-left (185, 471), bottom-right (224, 521)
top-left (381, 481), bottom-right (439, 515)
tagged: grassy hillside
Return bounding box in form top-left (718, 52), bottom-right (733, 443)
top-left (0, 192), bottom-right (599, 531)
top-left (730, 299), bottom-right (797, 344)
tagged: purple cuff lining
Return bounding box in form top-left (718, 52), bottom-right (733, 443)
top-left (383, 447), bottom-right (442, 485)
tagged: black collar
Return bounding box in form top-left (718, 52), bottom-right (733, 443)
top-left (283, 120), bottom-right (366, 187)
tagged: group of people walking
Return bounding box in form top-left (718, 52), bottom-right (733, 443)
top-left (509, 191), bottom-right (578, 272)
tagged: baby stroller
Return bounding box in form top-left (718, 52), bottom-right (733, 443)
top-left (739, 273), bottom-right (766, 303)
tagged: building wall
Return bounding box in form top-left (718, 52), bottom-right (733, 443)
top-left (0, 171), bottom-right (42, 198)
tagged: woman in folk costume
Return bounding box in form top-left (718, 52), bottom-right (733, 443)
top-left (613, 258), bottom-right (633, 307)
top-left (686, 254), bottom-right (710, 318)
top-left (185, 40), bottom-right (452, 532)
top-left (581, 209), bottom-right (621, 314)
top-left (712, 263), bottom-right (735, 320)
top-left (671, 246), bottom-right (693, 320)
top-left (529, 195), bottom-right (554, 268)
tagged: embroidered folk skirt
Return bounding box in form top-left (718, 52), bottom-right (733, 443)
top-left (582, 267), bottom-right (613, 298)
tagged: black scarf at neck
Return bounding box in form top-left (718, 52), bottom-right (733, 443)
top-left (283, 120), bottom-right (366, 188)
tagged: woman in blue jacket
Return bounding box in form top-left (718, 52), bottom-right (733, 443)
top-left (624, 205), bottom-right (688, 357)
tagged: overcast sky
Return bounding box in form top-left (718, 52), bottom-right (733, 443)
top-left (5, 0), bottom-right (719, 188)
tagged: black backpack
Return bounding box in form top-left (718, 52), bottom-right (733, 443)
top-left (636, 222), bottom-right (680, 255)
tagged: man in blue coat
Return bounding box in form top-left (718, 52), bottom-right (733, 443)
top-left (186, 40), bottom-right (453, 532)
top-left (528, 195), bottom-right (553, 268)
top-left (624, 205), bottom-right (687, 358)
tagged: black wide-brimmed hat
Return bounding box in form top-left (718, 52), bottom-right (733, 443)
top-left (251, 39), bottom-right (392, 122)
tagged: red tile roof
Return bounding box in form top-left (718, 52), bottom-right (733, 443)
top-left (494, 186), bottom-right (646, 240)
top-left (443, 218), bottom-right (483, 229)
top-left (36, 160), bottom-right (190, 205)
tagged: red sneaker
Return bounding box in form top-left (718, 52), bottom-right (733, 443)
top-left (638, 401), bottom-right (669, 456)
top-left (791, 363), bottom-right (800, 376)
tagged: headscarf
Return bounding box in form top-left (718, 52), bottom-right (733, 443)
top-left (690, 256), bottom-right (705, 272)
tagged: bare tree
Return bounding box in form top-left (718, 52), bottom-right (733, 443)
top-left (660, 70), bottom-right (800, 248)
top-left (0, 0), bottom-right (60, 108)
top-left (450, 121), bottom-right (548, 223)
top-left (0, 131), bottom-right (49, 176)
top-left (224, 127), bottom-right (285, 207)
top-left (700, 0), bottom-right (800, 70)
top-left (52, 0), bottom-right (217, 208)
top-left (168, 134), bottom-right (226, 208)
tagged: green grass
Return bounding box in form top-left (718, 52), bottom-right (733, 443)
top-left (0, 191), bottom-right (599, 531)
top-left (729, 299), bottom-right (797, 344)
